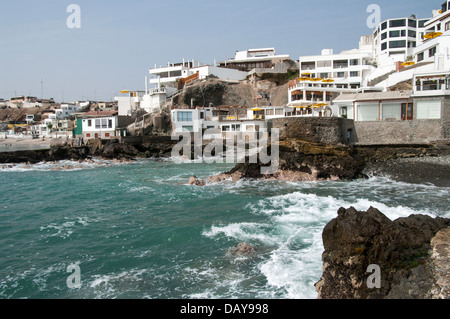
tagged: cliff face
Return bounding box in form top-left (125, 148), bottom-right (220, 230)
top-left (315, 207), bottom-right (450, 299)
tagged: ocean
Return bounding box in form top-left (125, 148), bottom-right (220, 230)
top-left (0, 157), bottom-right (449, 299)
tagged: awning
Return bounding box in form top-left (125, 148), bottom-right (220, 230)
top-left (423, 32), bottom-right (443, 39)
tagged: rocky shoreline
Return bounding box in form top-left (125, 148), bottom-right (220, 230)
top-left (0, 139), bottom-right (174, 165)
top-left (316, 207), bottom-right (450, 299)
top-left (190, 140), bottom-right (450, 187)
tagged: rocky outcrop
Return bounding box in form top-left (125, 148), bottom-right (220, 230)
top-left (315, 207), bottom-right (450, 299)
top-left (227, 243), bottom-right (256, 257)
top-left (203, 139), bottom-right (366, 184)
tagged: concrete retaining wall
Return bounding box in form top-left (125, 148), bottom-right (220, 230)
top-left (354, 120), bottom-right (445, 144)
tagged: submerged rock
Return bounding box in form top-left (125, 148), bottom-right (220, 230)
top-left (315, 207), bottom-right (450, 299)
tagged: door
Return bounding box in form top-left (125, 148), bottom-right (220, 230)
top-left (401, 103), bottom-right (413, 120)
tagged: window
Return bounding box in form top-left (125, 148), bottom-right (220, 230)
top-left (417, 52), bottom-right (424, 62)
top-left (95, 119), bottom-right (101, 129)
top-left (446, 21), bottom-right (450, 31)
top-left (381, 21), bottom-right (387, 30)
top-left (333, 60), bottom-right (348, 69)
top-left (408, 30), bottom-right (416, 38)
top-left (350, 71), bottom-right (359, 77)
top-left (349, 59), bottom-right (360, 66)
top-left (381, 42), bottom-right (388, 51)
top-left (275, 109), bottom-right (284, 115)
top-left (200, 112), bottom-right (204, 119)
top-left (408, 19), bottom-right (417, 28)
top-left (390, 19), bottom-right (406, 28)
top-left (88, 120), bottom-right (92, 127)
top-left (389, 40), bottom-right (406, 48)
top-left (336, 72), bottom-right (345, 78)
top-left (419, 20), bottom-right (428, 28)
top-left (101, 118), bottom-right (108, 129)
top-left (177, 111), bottom-right (192, 122)
top-left (381, 32), bottom-right (387, 40)
top-left (390, 30), bottom-right (406, 37)
top-left (108, 119), bottom-right (113, 128)
top-left (408, 41), bottom-right (416, 48)
top-left (316, 60), bottom-right (331, 68)
top-left (182, 126), bottom-right (193, 132)
top-left (429, 46), bottom-right (437, 57)
top-left (231, 124), bottom-right (241, 132)
top-left (222, 126), bottom-right (230, 132)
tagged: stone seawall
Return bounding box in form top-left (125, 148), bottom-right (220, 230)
top-left (354, 119), bottom-right (446, 145)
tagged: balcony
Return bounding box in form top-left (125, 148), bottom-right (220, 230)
top-left (413, 83), bottom-right (450, 96)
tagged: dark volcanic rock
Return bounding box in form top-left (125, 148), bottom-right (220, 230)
top-left (315, 207), bottom-right (450, 299)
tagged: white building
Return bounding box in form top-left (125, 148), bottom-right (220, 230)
top-left (79, 111), bottom-right (134, 140)
top-left (218, 48), bottom-right (291, 72)
top-left (149, 60), bottom-right (248, 89)
top-left (115, 90), bottom-right (146, 116)
top-left (333, 91), bottom-right (413, 121)
top-left (55, 103), bottom-right (81, 119)
top-left (170, 107), bottom-right (267, 140)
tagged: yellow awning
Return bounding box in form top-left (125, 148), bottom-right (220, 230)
top-left (301, 72), bottom-right (311, 76)
top-left (310, 78), bottom-right (322, 81)
top-left (120, 90), bottom-right (130, 93)
top-left (322, 78), bottom-right (335, 83)
top-left (423, 32), bottom-right (443, 39)
top-left (251, 108), bottom-right (263, 111)
top-left (402, 61), bottom-right (415, 66)
top-left (298, 77), bottom-right (311, 81)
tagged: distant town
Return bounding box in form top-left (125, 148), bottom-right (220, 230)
top-left (1, 1), bottom-right (449, 146)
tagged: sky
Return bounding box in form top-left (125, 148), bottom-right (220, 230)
top-left (0, 0), bottom-right (436, 102)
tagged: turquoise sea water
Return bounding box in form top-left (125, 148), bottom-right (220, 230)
top-left (0, 158), bottom-right (449, 299)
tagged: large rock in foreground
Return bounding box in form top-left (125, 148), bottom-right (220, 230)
top-left (315, 207), bottom-right (450, 299)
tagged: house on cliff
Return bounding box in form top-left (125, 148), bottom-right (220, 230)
top-left (75, 111), bottom-right (134, 140)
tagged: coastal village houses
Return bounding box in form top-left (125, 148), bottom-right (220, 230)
top-left (2, 1), bottom-right (449, 145)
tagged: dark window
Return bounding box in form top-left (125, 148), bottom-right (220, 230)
top-left (390, 30), bottom-right (401, 37)
top-left (390, 19), bottom-right (406, 28)
top-left (381, 32), bottom-right (387, 40)
top-left (429, 46), bottom-right (437, 57)
top-left (408, 19), bottom-right (417, 28)
top-left (408, 30), bottom-right (416, 37)
top-left (419, 20), bottom-right (428, 28)
top-left (381, 42), bottom-right (388, 51)
top-left (381, 21), bottom-right (387, 30)
top-left (389, 40), bottom-right (406, 48)
top-left (417, 52), bottom-right (424, 62)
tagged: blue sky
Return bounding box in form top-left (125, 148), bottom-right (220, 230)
top-left (0, 0), bottom-right (435, 102)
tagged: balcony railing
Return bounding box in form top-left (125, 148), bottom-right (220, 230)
top-left (415, 84), bottom-right (450, 91)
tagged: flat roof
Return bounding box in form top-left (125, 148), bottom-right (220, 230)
top-left (333, 90), bottom-right (412, 103)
